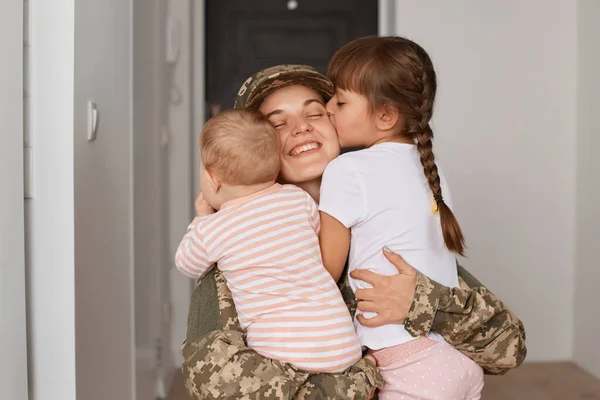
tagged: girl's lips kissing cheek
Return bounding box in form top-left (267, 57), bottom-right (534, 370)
top-left (288, 141), bottom-right (322, 157)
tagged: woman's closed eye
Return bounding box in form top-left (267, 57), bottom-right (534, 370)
top-left (305, 104), bottom-right (326, 119)
top-left (271, 120), bottom-right (286, 129)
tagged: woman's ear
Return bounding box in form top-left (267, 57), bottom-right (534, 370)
top-left (375, 104), bottom-right (401, 132)
top-left (203, 167), bottom-right (222, 192)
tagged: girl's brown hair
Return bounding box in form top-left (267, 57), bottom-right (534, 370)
top-left (327, 36), bottom-right (465, 256)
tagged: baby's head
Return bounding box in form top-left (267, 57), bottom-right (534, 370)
top-left (199, 108), bottom-right (280, 209)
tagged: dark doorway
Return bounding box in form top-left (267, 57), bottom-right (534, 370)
top-left (205, 0), bottom-right (378, 114)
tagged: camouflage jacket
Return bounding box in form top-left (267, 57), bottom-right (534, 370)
top-left (182, 264), bottom-right (526, 399)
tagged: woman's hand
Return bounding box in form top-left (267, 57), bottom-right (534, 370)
top-left (350, 247), bottom-right (417, 327)
top-left (195, 193), bottom-right (215, 216)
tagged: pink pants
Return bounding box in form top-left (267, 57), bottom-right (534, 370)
top-left (372, 337), bottom-right (484, 400)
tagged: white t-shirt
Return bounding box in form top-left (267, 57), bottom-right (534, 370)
top-left (319, 142), bottom-right (459, 350)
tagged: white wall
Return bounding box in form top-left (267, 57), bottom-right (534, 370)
top-left (394, 1), bottom-right (577, 362)
top-left (73, 0), bottom-right (136, 398)
top-left (574, 0), bottom-right (600, 380)
top-left (0, 2), bottom-right (28, 399)
top-left (28, 0), bottom-right (77, 398)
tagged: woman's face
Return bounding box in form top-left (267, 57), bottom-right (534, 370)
top-left (258, 85), bottom-right (340, 184)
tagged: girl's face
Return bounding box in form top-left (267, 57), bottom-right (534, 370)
top-left (258, 85), bottom-right (340, 184)
top-left (326, 89), bottom-right (375, 148)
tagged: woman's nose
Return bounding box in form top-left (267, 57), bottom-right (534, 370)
top-left (292, 121), bottom-right (312, 136)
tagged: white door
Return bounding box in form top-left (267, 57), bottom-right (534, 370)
top-left (0, 1), bottom-right (29, 399)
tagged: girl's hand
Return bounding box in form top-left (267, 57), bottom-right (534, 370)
top-left (195, 193), bottom-right (215, 216)
top-left (350, 248), bottom-right (417, 327)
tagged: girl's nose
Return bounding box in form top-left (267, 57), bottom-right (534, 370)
top-left (325, 99), bottom-right (335, 116)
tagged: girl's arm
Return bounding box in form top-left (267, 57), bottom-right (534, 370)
top-left (317, 158), bottom-right (365, 283)
top-left (318, 211), bottom-right (351, 282)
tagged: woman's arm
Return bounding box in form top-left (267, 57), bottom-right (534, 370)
top-left (351, 249), bottom-right (526, 375)
top-left (407, 264), bottom-right (527, 375)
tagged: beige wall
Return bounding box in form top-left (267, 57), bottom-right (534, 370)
top-left (393, 1), bottom-right (578, 361)
top-left (574, 0), bottom-right (600, 380)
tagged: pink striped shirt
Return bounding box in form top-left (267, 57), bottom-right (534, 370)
top-left (175, 184), bottom-right (361, 372)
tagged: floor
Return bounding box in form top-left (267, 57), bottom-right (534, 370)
top-left (168, 362), bottom-right (600, 400)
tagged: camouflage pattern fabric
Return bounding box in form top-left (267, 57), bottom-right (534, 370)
top-left (182, 267), bottom-right (383, 400)
top-left (182, 330), bottom-right (382, 400)
top-left (405, 264), bottom-right (527, 375)
top-left (182, 263), bottom-right (526, 400)
top-left (214, 268), bottom-right (239, 331)
top-left (233, 65), bottom-right (334, 110)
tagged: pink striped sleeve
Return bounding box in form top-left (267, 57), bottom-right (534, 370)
top-left (175, 218), bottom-right (214, 279)
top-left (305, 193), bottom-right (321, 235)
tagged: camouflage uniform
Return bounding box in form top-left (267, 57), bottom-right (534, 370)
top-left (181, 65), bottom-right (527, 399)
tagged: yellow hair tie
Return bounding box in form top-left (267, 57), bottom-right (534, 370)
top-left (432, 196), bottom-right (439, 214)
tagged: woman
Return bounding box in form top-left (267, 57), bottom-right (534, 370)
top-left (181, 65), bottom-right (526, 400)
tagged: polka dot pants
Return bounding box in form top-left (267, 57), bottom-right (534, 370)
top-left (373, 339), bottom-right (484, 400)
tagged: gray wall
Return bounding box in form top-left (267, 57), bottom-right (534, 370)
top-left (73, 0), bottom-right (135, 398)
top-left (0, 1), bottom-right (28, 399)
top-left (574, 0), bottom-right (600, 380)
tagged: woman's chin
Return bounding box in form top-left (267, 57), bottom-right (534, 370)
top-left (280, 162), bottom-right (327, 184)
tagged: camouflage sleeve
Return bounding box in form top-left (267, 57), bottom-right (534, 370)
top-left (185, 267), bottom-right (240, 344)
top-left (181, 330), bottom-right (382, 400)
top-left (404, 264), bottom-right (527, 375)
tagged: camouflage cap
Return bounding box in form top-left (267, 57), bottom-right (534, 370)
top-left (234, 64), bottom-right (334, 110)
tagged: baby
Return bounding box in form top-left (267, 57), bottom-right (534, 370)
top-left (175, 108), bottom-right (361, 373)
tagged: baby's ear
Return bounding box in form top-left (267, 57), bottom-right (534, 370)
top-left (375, 104), bottom-right (401, 131)
top-left (203, 168), bottom-right (222, 192)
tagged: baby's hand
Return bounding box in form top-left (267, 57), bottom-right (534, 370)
top-left (195, 193), bottom-right (215, 216)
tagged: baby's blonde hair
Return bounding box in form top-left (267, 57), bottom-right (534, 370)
top-left (200, 108), bottom-right (280, 185)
